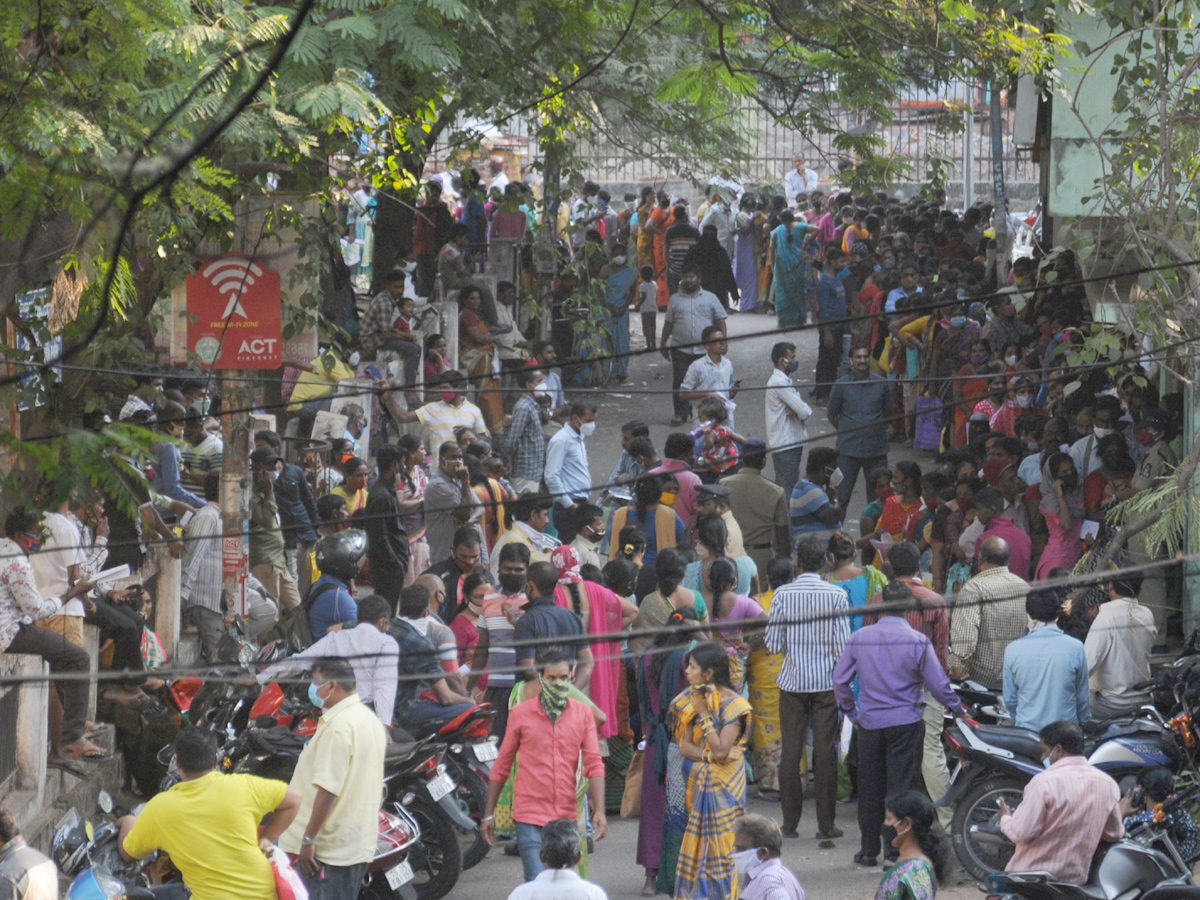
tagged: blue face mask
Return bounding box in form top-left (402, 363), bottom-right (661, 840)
top-left (950, 316), bottom-right (968, 328)
top-left (874, 264), bottom-right (882, 273)
top-left (839, 266), bottom-right (851, 279)
top-left (308, 681), bottom-right (327, 709)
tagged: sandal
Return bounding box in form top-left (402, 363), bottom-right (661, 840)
top-left (47, 757), bottom-right (89, 779)
top-left (64, 739), bottom-right (113, 762)
top-left (853, 852), bottom-right (878, 867)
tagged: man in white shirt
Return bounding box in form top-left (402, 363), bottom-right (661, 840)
top-left (29, 499), bottom-right (87, 646)
top-left (784, 154), bottom-right (819, 208)
top-left (765, 342), bottom-right (812, 503)
top-left (505, 819), bottom-right (608, 900)
top-left (1085, 570), bottom-right (1157, 718)
top-left (700, 191), bottom-right (735, 259)
top-left (257, 595), bottom-right (399, 728)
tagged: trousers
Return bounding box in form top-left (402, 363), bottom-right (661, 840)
top-left (836, 453), bottom-right (890, 510)
top-left (779, 689), bottom-right (839, 835)
top-left (772, 447), bottom-right (804, 508)
top-left (8, 623), bottom-right (89, 745)
top-left (300, 861), bottom-right (368, 900)
top-left (922, 695), bottom-right (953, 830)
top-left (857, 719), bottom-right (924, 858)
top-left (669, 349), bottom-right (701, 420)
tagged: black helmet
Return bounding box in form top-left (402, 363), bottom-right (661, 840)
top-left (315, 529), bottom-right (367, 582)
top-left (51, 810), bottom-right (90, 876)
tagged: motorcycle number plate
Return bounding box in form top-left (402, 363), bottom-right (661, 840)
top-left (473, 742), bottom-right (499, 762)
top-left (386, 860), bottom-right (414, 889)
top-left (428, 771), bottom-right (456, 801)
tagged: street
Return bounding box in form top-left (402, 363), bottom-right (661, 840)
top-left (446, 314), bottom-right (979, 900)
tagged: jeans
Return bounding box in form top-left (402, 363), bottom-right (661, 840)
top-left (836, 453), bottom-right (890, 510)
top-left (8, 623), bottom-right (89, 745)
top-left (815, 325), bottom-right (844, 400)
top-left (857, 720), bottom-right (924, 858)
top-left (669, 349), bottom-right (701, 420)
top-left (515, 821), bottom-right (546, 882)
top-left (86, 597), bottom-right (146, 681)
top-left (300, 860), bottom-right (368, 900)
top-left (377, 337), bottom-right (423, 387)
top-left (779, 690), bottom-right (839, 835)
top-left (772, 447), bottom-right (804, 508)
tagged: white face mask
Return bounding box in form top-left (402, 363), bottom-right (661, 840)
top-left (828, 467), bottom-right (845, 488)
top-left (579, 420), bottom-right (597, 438)
top-left (1005, 355), bottom-right (1018, 366)
top-left (534, 382), bottom-right (550, 394)
top-left (1015, 394), bottom-right (1033, 408)
top-left (1093, 426), bottom-right (1115, 439)
top-left (612, 255), bottom-right (627, 265)
top-left (731, 848), bottom-right (762, 882)
top-left (401, 260), bottom-right (417, 273)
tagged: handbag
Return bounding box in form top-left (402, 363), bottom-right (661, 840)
top-left (913, 395), bottom-right (943, 451)
top-left (269, 846), bottom-right (309, 900)
top-left (620, 747), bottom-right (644, 818)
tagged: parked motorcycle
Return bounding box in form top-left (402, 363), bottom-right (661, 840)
top-left (982, 785), bottom-right (1200, 900)
top-left (944, 710), bottom-right (1190, 880)
top-left (52, 791), bottom-right (189, 900)
top-left (400, 704), bottom-right (497, 869)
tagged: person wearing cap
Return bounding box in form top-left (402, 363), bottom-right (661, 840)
top-left (988, 375), bottom-right (1038, 438)
top-left (249, 444), bottom-right (300, 615)
top-left (719, 440), bottom-right (789, 576)
top-left (972, 486), bottom-right (1031, 580)
top-left (688, 483), bottom-right (746, 560)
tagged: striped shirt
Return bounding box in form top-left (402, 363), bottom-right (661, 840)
top-left (1000, 755), bottom-right (1123, 883)
top-left (477, 589), bottom-right (527, 689)
top-left (415, 399), bottom-right (489, 449)
top-left (764, 573), bottom-right (850, 693)
top-left (949, 566), bottom-right (1030, 688)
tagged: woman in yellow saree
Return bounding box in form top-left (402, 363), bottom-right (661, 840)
top-left (669, 641), bottom-right (753, 900)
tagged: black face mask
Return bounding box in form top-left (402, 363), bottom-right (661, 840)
top-left (1058, 474), bottom-right (1078, 491)
top-left (782, 359), bottom-right (799, 375)
top-left (498, 573), bottom-right (526, 595)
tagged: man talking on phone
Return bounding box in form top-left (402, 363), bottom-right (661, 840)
top-left (423, 442), bottom-right (484, 565)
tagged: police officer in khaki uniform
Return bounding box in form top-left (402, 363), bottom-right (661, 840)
top-left (1131, 409), bottom-right (1178, 491)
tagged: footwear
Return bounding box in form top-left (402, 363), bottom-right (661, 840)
top-left (669, 417), bottom-right (687, 427)
top-left (642, 876), bottom-right (658, 896)
top-left (503, 842), bottom-right (521, 857)
top-left (63, 739), bottom-right (112, 761)
top-left (586, 837), bottom-right (595, 853)
top-left (853, 852), bottom-right (878, 867)
top-left (781, 829), bottom-right (799, 839)
top-left (815, 828), bottom-right (844, 839)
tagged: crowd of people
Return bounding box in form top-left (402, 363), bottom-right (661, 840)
top-left (0, 150), bottom-right (1192, 900)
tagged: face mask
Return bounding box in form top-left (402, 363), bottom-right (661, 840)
top-left (970, 353), bottom-right (989, 366)
top-left (731, 848), bottom-right (761, 881)
top-left (401, 260), bottom-right (418, 273)
top-left (829, 467), bottom-right (844, 488)
top-left (534, 382), bottom-right (551, 394)
top-left (1042, 756), bottom-right (1053, 769)
top-left (625, 201), bottom-right (636, 212)
top-left (1138, 430), bottom-right (1156, 447)
top-left (950, 316), bottom-right (968, 328)
top-left (875, 486), bottom-right (894, 501)
top-left (308, 681), bottom-right (327, 709)
top-left (538, 675), bottom-right (571, 722)
top-left (467, 600), bottom-right (484, 616)
top-left (271, 467), bottom-right (281, 481)
top-left (782, 359), bottom-right (799, 374)
top-left (538, 409), bottom-right (551, 423)
top-left (441, 392), bottom-right (458, 405)
top-left (499, 572), bottom-right (526, 595)
top-left (612, 255), bottom-right (627, 265)
top-left (192, 398), bottom-right (210, 416)
top-left (1015, 394), bottom-right (1033, 408)
top-left (660, 491), bottom-right (678, 507)
top-left (890, 826), bottom-right (910, 848)
top-left (838, 266), bottom-right (850, 279)
top-left (579, 421), bottom-right (596, 438)
top-left (1093, 426), bottom-right (1114, 439)
top-left (874, 264), bottom-right (882, 273)
top-left (586, 527), bottom-right (606, 543)
top-left (1005, 354), bottom-right (1018, 366)
top-left (1060, 475), bottom-right (1078, 491)
top-left (1001, 303), bottom-right (1016, 317)
top-left (882, 258), bottom-right (895, 269)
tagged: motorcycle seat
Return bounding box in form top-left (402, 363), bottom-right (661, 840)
top-left (385, 739), bottom-right (420, 762)
top-left (971, 724), bottom-right (1044, 762)
top-left (402, 714), bottom-right (459, 740)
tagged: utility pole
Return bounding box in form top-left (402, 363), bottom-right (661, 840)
top-left (990, 82), bottom-right (1010, 283)
top-left (219, 372), bottom-right (253, 623)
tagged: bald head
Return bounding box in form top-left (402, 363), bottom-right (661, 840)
top-left (979, 536), bottom-right (1011, 570)
top-left (415, 574), bottom-right (446, 616)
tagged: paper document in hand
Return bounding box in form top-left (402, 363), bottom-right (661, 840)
top-left (94, 564), bottom-right (132, 584)
top-left (869, 534), bottom-right (895, 557)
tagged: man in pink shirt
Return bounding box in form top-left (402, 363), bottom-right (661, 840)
top-left (652, 434), bottom-right (702, 524)
top-left (481, 646), bottom-right (607, 882)
top-left (973, 487), bottom-right (1032, 580)
top-left (998, 720), bottom-right (1123, 883)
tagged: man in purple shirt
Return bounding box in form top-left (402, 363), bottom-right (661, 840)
top-left (833, 581), bottom-right (963, 868)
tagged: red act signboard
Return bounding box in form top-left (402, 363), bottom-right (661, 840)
top-left (186, 256), bottom-right (282, 369)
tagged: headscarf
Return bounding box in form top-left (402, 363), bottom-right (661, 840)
top-left (551, 545), bottom-right (583, 584)
top-left (1039, 456), bottom-right (1085, 520)
top-left (538, 674), bottom-right (570, 722)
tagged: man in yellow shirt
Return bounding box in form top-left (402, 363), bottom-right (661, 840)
top-left (119, 729), bottom-right (301, 900)
top-left (280, 656), bottom-right (387, 899)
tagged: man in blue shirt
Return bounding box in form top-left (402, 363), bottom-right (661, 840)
top-left (789, 447), bottom-right (843, 540)
top-left (1002, 587), bottom-right (1090, 732)
top-left (543, 401), bottom-right (596, 544)
top-left (814, 248), bottom-right (850, 403)
top-left (307, 531), bottom-right (365, 641)
top-left (152, 401), bottom-right (205, 509)
top-left (827, 345), bottom-right (892, 508)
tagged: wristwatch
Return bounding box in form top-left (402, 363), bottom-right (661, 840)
top-left (301, 835), bottom-right (316, 847)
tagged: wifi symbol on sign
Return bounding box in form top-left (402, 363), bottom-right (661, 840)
top-left (201, 257), bottom-right (264, 320)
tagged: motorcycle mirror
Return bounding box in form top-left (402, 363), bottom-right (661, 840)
top-left (97, 791), bottom-right (114, 815)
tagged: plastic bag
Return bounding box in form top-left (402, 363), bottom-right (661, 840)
top-left (267, 845), bottom-right (309, 900)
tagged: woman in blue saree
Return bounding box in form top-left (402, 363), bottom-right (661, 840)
top-left (769, 210), bottom-right (813, 328)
